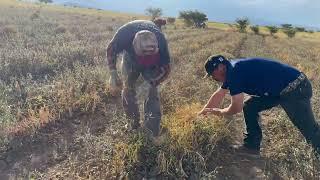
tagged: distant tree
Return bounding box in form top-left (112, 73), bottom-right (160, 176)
top-left (39, 0), bottom-right (53, 3)
top-left (235, 17), bottom-right (249, 33)
top-left (179, 11), bottom-right (193, 27)
top-left (250, 25), bottom-right (259, 34)
top-left (295, 27), bottom-right (306, 32)
top-left (266, 26), bottom-right (279, 36)
top-left (145, 7), bottom-right (162, 21)
top-left (281, 24), bottom-right (293, 29)
top-left (307, 30), bottom-right (314, 33)
top-left (283, 28), bottom-right (297, 38)
top-left (167, 17), bottom-right (176, 24)
top-left (179, 10), bottom-right (208, 28)
top-left (280, 23), bottom-right (297, 38)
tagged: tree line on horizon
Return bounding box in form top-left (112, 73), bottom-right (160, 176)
top-left (33, 0), bottom-right (319, 37)
top-left (145, 7), bottom-right (317, 38)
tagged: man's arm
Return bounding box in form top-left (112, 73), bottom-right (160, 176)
top-left (205, 87), bottom-right (228, 108)
top-left (220, 93), bottom-right (244, 116)
top-left (106, 26), bottom-right (131, 95)
top-left (106, 44), bottom-right (117, 71)
top-left (200, 93), bottom-right (244, 117)
top-left (198, 88), bottom-right (228, 115)
top-left (106, 24), bottom-right (132, 71)
top-left (206, 93), bottom-right (244, 117)
top-left (150, 34), bottom-right (171, 86)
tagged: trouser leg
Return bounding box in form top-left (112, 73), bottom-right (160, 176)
top-left (280, 79), bottom-right (320, 153)
top-left (142, 67), bottom-right (163, 137)
top-left (281, 99), bottom-right (320, 153)
top-left (121, 52), bottom-right (141, 129)
top-left (243, 96), bottom-right (280, 150)
top-left (143, 85), bottom-right (161, 137)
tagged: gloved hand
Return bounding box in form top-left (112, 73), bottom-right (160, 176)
top-left (109, 69), bottom-right (122, 96)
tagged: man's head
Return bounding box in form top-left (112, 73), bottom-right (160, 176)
top-left (132, 30), bottom-right (161, 67)
top-left (204, 55), bottom-right (228, 82)
top-left (133, 30), bottom-right (159, 56)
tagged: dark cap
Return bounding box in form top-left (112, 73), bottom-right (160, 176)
top-left (204, 55), bottom-right (227, 78)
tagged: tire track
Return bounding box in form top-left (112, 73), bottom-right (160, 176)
top-left (231, 34), bottom-right (248, 58)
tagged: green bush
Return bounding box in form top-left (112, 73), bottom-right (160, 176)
top-left (250, 25), bottom-right (259, 34)
top-left (235, 17), bottom-right (249, 33)
top-left (266, 26), bottom-right (279, 36)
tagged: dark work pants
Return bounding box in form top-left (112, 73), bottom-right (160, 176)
top-left (243, 78), bottom-right (320, 153)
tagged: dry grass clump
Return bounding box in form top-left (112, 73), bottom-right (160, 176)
top-left (54, 26), bottom-right (67, 34)
top-left (30, 10), bottom-right (41, 21)
top-left (263, 112), bottom-right (320, 179)
top-left (112, 103), bottom-right (233, 179)
top-left (0, 25), bottom-right (17, 37)
top-left (106, 25), bottom-right (114, 32)
top-left (5, 65), bottom-right (110, 137)
top-left (112, 132), bottom-right (159, 179)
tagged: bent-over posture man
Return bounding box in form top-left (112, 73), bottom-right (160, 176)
top-left (199, 55), bottom-right (320, 156)
top-left (106, 20), bottom-right (170, 137)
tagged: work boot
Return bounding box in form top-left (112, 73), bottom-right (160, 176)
top-left (231, 144), bottom-right (260, 158)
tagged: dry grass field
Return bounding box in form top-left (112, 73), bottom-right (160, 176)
top-left (1, 0), bottom-right (320, 179)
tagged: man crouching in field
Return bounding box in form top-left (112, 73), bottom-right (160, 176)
top-left (198, 55), bottom-right (320, 156)
top-left (106, 20), bottom-right (171, 138)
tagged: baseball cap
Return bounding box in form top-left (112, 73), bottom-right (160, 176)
top-left (204, 55), bottom-right (227, 78)
top-left (133, 30), bottom-right (159, 56)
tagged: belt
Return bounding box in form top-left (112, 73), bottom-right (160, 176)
top-left (280, 73), bottom-right (307, 96)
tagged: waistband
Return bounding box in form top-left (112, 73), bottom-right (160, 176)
top-left (280, 73), bottom-right (307, 96)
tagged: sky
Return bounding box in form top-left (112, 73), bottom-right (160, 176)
top-left (53, 0), bottom-right (320, 29)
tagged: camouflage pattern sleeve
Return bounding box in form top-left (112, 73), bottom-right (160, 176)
top-left (106, 24), bottom-right (134, 70)
top-left (106, 43), bottom-right (117, 70)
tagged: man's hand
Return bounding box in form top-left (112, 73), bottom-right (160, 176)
top-left (198, 108), bottom-right (211, 116)
top-left (109, 70), bottom-right (122, 96)
top-left (209, 108), bottom-right (224, 117)
top-left (198, 108), bottom-right (223, 117)
top-left (148, 65), bottom-right (170, 87)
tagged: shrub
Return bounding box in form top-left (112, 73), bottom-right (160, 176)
top-left (235, 17), bottom-right (249, 33)
top-left (0, 26), bottom-right (17, 37)
top-left (39, 0), bottom-right (53, 3)
top-left (179, 10), bottom-right (208, 28)
top-left (295, 27), bottom-right (306, 32)
top-left (30, 10), bottom-right (40, 20)
top-left (145, 7), bottom-right (162, 21)
top-left (283, 28), bottom-right (297, 38)
top-left (54, 26), bottom-right (67, 34)
top-left (281, 24), bottom-right (293, 29)
top-left (266, 26), bottom-right (279, 36)
top-left (250, 25), bottom-right (259, 34)
top-left (167, 17), bottom-right (176, 24)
